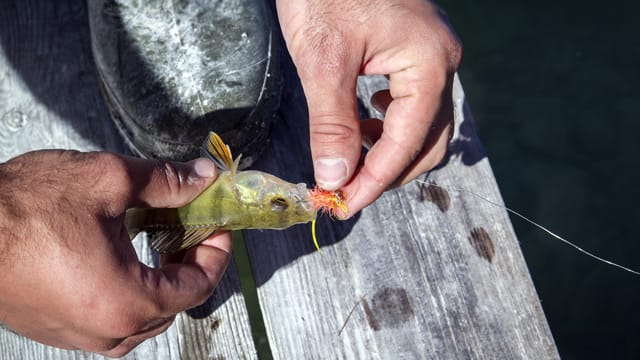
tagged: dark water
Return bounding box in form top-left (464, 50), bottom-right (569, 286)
top-left (440, 0), bottom-right (640, 358)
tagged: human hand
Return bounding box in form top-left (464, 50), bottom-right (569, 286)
top-left (276, 0), bottom-right (462, 216)
top-left (0, 150), bottom-right (231, 357)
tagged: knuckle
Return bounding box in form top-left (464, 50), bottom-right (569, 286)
top-left (429, 4), bottom-right (463, 70)
top-left (447, 38), bottom-right (463, 70)
top-left (310, 120), bottom-right (359, 146)
top-left (88, 152), bottom-right (130, 212)
top-left (155, 160), bottom-right (186, 199)
top-left (94, 152), bottom-right (126, 174)
top-left (364, 164), bottom-right (387, 187)
top-left (91, 152), bottom-right (127, 189)
top-left (419, 73), bottom-right (447, 95)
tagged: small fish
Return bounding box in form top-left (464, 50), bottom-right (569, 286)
top-left (126, 132), bottom-right (319, 253)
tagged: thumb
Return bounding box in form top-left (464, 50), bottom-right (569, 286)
top-left (299, 66), bottom-right (362, 191)
top-left (124, 157), bottom-right (218, 208)
top-left (277, 0), bottom-right (363, 190)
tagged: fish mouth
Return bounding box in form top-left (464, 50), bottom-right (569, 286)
top-left (292, 182), bottom-right (316, 213)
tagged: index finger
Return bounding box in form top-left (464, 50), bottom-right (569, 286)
top-left (342, 64), bottom-right (449, 215)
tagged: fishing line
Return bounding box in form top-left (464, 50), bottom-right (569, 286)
top-left (414, 179), bottom-right (640, 276)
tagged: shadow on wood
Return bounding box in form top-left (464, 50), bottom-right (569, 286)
top-left (0, 1), bottom-right (126, 152)
top-left (438, 99), bottom-right (487, 168)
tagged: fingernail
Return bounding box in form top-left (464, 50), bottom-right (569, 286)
top-left (315, 157), bottom-right (348, 190)
top-left (189, 158), bottom-right (216, 178)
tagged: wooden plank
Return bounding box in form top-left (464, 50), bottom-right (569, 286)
top-left (243, 62), bottom-right (560, 358)
top-left (0, 1), bottom-right (256, 358)
top-left (0, 1), bottom-right (560, 358)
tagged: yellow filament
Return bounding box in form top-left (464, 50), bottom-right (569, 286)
top-left (311, 219), bottom-right (321, 251)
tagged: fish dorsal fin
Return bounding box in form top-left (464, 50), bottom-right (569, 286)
top-left (202, 131), bottom-right (239, 174)
top-left (148, 226), bottom-right (217, 253)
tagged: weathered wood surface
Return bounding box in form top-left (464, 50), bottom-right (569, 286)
top-left (0, 1), bottom-right (559, 359)
top-left (244, 67), bottom-right (559, 358)
top-left (0, 1), bottom-right (256, 359)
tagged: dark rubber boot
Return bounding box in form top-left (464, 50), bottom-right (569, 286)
top-left (88, 0), bottom-right (281, 166)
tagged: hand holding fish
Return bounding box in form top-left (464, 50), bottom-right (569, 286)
top-left (0, 150), bottom-right (231, 357)
top-left (276, 0), bottom-right (462, 216)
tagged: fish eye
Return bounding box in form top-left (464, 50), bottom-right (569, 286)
top-left (271, 196), bottom-right (289, 212)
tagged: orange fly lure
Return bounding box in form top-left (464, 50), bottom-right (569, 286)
top-left (308, 186), bottom-right (349, 251)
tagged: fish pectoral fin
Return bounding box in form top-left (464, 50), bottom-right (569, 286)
top-left (148, 226), bottom-right (218, 253)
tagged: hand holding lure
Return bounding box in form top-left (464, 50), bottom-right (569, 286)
top-left (126, 132), bottom-right (346, 253)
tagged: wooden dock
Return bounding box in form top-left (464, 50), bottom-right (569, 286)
top-left (0, 1), bottom-right (558, 358)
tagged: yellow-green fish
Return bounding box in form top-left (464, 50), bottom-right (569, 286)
top-left (126, 132), bottom-right (317, 253)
